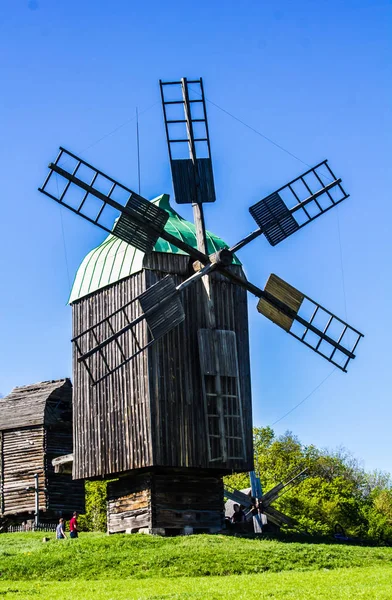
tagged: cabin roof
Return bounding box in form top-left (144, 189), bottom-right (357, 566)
top-left (69, 194), bottom-right (241, 303)
top-left (0, 379), bottom-right (71, 431)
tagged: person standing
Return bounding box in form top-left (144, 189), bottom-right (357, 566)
top-left (69, 512), bottom-right (79, 539)
top-left (56, 518), bottom-right (67, 539)
top-left (231, 503), bottom-right (246, 523)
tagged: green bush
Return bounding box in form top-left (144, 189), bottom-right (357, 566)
top-left (78, 480), bottom-right (109, 532)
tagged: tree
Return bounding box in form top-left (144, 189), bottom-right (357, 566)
top-left (225, 427), bottom-right (392, 541)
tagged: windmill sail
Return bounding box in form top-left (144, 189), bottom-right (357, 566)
top-left (249, 161), bottom-right (349, 246)
top-left (258, 274), bottom-right (363, 371)
top-left (160, 78), bottom-right (216, 204)
top-left (39, 147), bottom-right (169, 253)
top-left (39, 147), bottom-right (211, 263)
top-left (73, 276), bottom-right (185, 385)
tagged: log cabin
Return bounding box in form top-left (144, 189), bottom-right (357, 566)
top-left (0, 379), bottom-right (84, 522)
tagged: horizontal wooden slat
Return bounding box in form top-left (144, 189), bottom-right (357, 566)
top-left (257, 273), bottom-right (304, 331)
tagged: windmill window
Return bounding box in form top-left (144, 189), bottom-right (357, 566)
top-left (187, 82), bottom-right (202, 101)
top-left (317, 193), bottom-right (334, 211)
top-left (44, 172), bottom-right (67, 200)
top-left (304, 171), bottom-right (322, 193)
top-left (165, 103), bottom-right (184, 121)
top-left (291, 179), bottom-right (309, 202)
top-left (170, 143), bottom-right (189, 160)
top-left (297, 298), bottom-right (316, 322)
top-left (168, 122), bottom-right (188, 141)
top-left (311, 308), bottom-right (331, 332)
top-left (339, 329), bottom-right (354, 351)
top-left (330, 349), bottom-right (347, 368)
top-left (198, 330), bottom-right (246, 464)
top-left (317, 340), bottom-right (335, 358)
top-left (289, 320), bottom-right (306, 339)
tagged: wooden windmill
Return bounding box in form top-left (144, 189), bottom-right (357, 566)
top-left (38, 77), bottom-right (363, 535)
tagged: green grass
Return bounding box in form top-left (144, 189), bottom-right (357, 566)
top-left (1, 533), bottom-right (392, 580)
top-left (1, 533), bottom-right (392, 598)
top-left (0, 567), bottom-right (392, 599)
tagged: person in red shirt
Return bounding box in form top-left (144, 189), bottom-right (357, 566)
top-left (69, 512), bottom-right (79, 539)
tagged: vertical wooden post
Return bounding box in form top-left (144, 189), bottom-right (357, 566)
top-left (0, 432), bottom-right (4, 515)
top-left (34, 473), bottom-right (39, 528)
top-left (181, 78), bottom-right (227, 461)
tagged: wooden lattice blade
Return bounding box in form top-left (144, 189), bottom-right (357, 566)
top-left (249, 160), bottom-right (349, 246)
top-left (258, 274), bottom-right (363, 372)
top-left (160, 78), bottom-right (216, 204)
top-left (139, 276), bottom-right (185, 340)
top-left (39, 147), bottom-right (169, 253)
top-left (72, 276), bottom-right (185, 385)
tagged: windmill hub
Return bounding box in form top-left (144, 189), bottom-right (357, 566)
top-left (210, 248), bottom-right (234, 268)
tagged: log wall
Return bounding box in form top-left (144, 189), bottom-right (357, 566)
top-left (0, 379), bottom-right (85, 518)
top-left (107, 469), bottom-right (224, 534)
top-left (1, 427), bottom-right (46, 515)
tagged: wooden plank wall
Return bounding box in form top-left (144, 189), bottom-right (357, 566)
top-left (72, 253), bottom-right (253, 479)
top-left (0, 432), bottom-right (4, 514)
top-left (153, 470), bottom-right (224, 531)
top-left (1, 427), bottom-right (46, 515)
top-left (45, 428), bottom-right (85, 515)
top-left (72, 271), bottom-right (152, 480)
top-left (146, 256), bottom-right (253, 471)
top-left (107, 473), bottom-right (152, 533)
top-left (107, 469), bottom-right (224, 534)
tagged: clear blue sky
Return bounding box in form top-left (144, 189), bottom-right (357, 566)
top-left (1, 1), bottom-right (391, 472)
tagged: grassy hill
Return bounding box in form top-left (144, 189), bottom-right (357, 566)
top-left (0, 532), bottom-right (392, 598)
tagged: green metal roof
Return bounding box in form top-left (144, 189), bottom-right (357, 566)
top-left (69, 194), bottom-right (240, 303)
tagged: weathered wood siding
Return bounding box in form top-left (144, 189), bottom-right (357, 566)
top-left (72, 271), bottom-right (152, 480)
top-left (0, 379), bottom-right (85, 518)
top-left (107, 469), bottom-right (224, 534)
top-left (1, 427), bottom-right (46, 515)
top-left (107, 473), bottom-right (152, 533)
top-left (72, 254), bottom-right (253, 479)
top-left (45, 429), bottom-right (85, 515)
top-left (146, 256), bottom-right (253, 471)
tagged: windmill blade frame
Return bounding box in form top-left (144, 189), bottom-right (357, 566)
top-left (212, 269), bottom-right (363, 372)
top-left (230, 160), bottom-right (349, 254)
top-left (73, 266), bottom-right (214, 385)
top-left (160, 77), bottom-right (216, 205)
top-left (39, 147), bottom-right (208, 262)
top-left (249, 160), bottom-right (349, 246)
